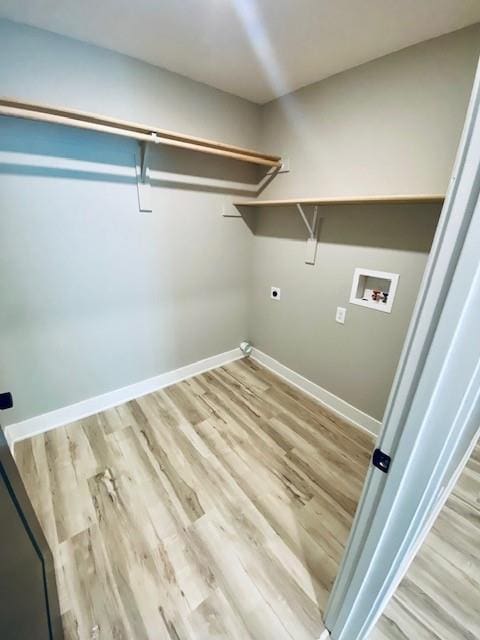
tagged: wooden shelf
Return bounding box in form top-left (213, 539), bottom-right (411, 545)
top-left (0, 97), bottom-right (282, 168)
top-left (233, 193), bottom-right (445, 265)
top-left (233, 194), bottom-right (445, 206)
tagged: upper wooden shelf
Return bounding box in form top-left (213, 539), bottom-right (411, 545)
top-left (0, 97), bottom-right (282, 168)
top-left (233, 194), bottom-right (445, 207)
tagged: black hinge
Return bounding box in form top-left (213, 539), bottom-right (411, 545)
top-left (372, 448), bottom-right (391, 473)
top-left (0, 392), bottom-right (13, 410)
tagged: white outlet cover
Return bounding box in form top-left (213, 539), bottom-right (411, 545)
top-left (336, 306), bottom-right (346, 324)
top-left (271, 286), bottom-right (281, 300)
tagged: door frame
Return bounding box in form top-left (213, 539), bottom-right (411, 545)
top-left (324, 59), bottom-right (480, 639)
top-left (0, 428), bottom-right (63, 639)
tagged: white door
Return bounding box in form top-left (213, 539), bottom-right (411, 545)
top-left (324, 59), bottom-right (480, 640)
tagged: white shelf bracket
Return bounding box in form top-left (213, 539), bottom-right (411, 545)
top-left (140, 134), bottom-right (161, 181)
top-left (296, 204), bottom-right (321, 264)
top-left (135, 139), bottom-right (156, 213)
top-left (140, 141), bottom-right (149, 183)
top-left (296, 203), bottom-right (316, 238)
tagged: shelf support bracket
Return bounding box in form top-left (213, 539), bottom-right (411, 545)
top-left (135, 134), bottom-right (159, 213)
top-left (296, 204), bottom-right (320, 264)
top-left (140, 141), bottom-right (150, 183)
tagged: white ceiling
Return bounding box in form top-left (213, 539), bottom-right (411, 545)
top-left (1, 0), bottom-right (480, 104)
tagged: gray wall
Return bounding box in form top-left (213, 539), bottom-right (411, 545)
top-left (251, 25), bottom-right (480, 422)
top-left (1, 20), bottom-right (479, 429)
top-left (0, 20), bottom-right (261, 425)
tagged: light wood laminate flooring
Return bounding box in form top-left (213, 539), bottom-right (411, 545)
top-left (371, 440), bottom-right (480, 640)
top-left (15, 359), bottom-right (374, 640)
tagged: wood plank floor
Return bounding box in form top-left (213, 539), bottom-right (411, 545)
top-left (14, 358), bottom-right (374, 640)
top-left (371, 439), bottom-right (480, 640)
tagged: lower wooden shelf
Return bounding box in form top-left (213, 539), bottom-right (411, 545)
top-left (233, 194), bottom-right (445, 207)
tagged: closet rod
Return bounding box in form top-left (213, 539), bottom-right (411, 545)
top-left (0, 98), bottom-right (282, 168)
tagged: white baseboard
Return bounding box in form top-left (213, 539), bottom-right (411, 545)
top-left (5, 345), bottom-right (380, 452)
top-left (251, 348), bottom-right (381, 437)
top-left (5, 347), bottom-right (243, 451)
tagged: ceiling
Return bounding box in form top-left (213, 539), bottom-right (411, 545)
top-left (1, 0), bottom-right (480, 104)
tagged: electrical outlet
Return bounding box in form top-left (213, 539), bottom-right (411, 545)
top-left (270, 286), bottom-right (281, 301)
top-left (336, 306), bottom-right (346, 324)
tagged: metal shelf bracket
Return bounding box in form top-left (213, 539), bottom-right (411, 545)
top-left (140, 141), bottom-right (150, 183)
top-left (135, 134), bottom-right (167, 212)
top-left (140, 134), bottom-right (161, 181)
top-left (135, 139), bottom-right (154, 213)
top-left (296, 204), bottom-right (321, 264)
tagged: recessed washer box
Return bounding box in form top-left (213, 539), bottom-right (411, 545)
top-left (349, 268), bottom-right (399, 313)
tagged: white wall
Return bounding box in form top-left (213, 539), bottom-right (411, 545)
top-left (250, 25), bottom-right (480, 422)
top-left (0, 20), bottom-right (261, 425)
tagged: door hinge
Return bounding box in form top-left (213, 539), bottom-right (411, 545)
top-left (0, 392), bottom-right (13, 410)
top-left (372, 448), bottom-right (391, 473)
